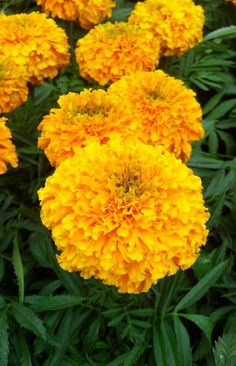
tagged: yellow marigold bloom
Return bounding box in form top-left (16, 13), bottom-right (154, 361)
top-left (0, 57), bottom-right (28, 113)
top-left (129, 0), bottom-right (204, 56)
top-left (75, 22), bottom-right (160, 85)
top-left (38, 141), bottom-right (209, 294)
top-left (38, 89), bottom-right (139, 167)
top-left (109, 70), bottom-right (204, 161)
top-left (0, 12), bottom-right (70, 84)
top-left (37, 0), bottom-right (115, 29)
top-left (0, 117), bottom-right (18, 174)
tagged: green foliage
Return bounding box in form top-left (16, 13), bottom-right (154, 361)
top-left (1, 0), bottom-right (236, 365)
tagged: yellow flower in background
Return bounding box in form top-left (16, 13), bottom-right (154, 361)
top-left (38, 141), bottom-right (209, 294)
top-left (129, 0), bottom-right (204, 56)
top-left (75, 22), bottom-right (160, 85)
top-left (0, 12), bottom-right (70, 84)
top-left (109, 71), bottom-right (204, 162)
top-left (77, 0), bottom-right (115, 29)
top-left (36, 0), bottom-right (80, 21)
top-left (0, 117), bottom-right (18, 174)
top-left (0, 57), bottom-right (28, 114)
top-left (38, 89), bottom-right (140, 167)
top-left (37, 0), bottom-right (115, 29)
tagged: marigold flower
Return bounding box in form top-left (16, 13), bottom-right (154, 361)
top-left (129, 0), bottom-right (204, 56)
top-left (225, 0), bottom-right (236, 4)
top-left (38, 89), bottom-right (140, 167)
top-left (37, 0), bottom-right (115, 29)
top-left (38, 141), bottom-right (209, 294)
top-left (0, 57), bottom-right (28, 113)
top-left (109, 71), bottom-right (204, 161)
top-left (0, 12), bottom-right (70, 84)
top-left (0, 117), bottom-right (18, 174)
top-left (75, 22), bottom-right (160, 85)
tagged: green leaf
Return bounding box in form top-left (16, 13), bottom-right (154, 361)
top-left (0, 309), bottom-right (9, 366)
top-left (173, 317), bottom-right (192, 366)
top-left (206, 99), bottom-right (236, 120)
top-left (11, 303), bottom-right (46, 340)
top-left (19, 333), bottom-right (32, 366)
top-left (25, 295), bottom-right (83, 312)
top-left (153, 319), bottom-right (180, 366)
top-left (204, 26), bottom-right (236, 41)
top-left (123, 343), bottom-right (146, 366)
top-left (175, 260), bottom-right (229, 311)
top-left (179, 314), bottom-right (213, 341)
top-left (213, 334), bottom-right (236, 366)
top-left (12, 234), bottom-right (24, 303)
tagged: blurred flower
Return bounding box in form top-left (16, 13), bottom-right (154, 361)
top-left (0, 57), bottom-right (28, 113)
top-left (0, 12), bottom-right (70, 84)
top-left (109, 70), bottom-right (204, 161)
top-left (75, 22), bottom-right (160, 85)
top-left (225, 0), bottom-right (236, 4)
top-left (38, 141), bottom-right (209, 294)
top-left (38, 89), bottom-right (140, 167)
top-left (0, 117), bottom-right (18, 174)
top-left (37, 0), bottom-right (115, 29)
top-left (129, 0), bottom-right (204, 56)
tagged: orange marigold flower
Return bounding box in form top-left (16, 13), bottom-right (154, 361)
top-left (0, 12), bottom-right (70, 84)
top-left (38, 89), bottom-right (140, 167)
top-left (129, 0), bottom-right (204, 56)
top-left (0, 57), bottom-right (28, 113)
top-left (37, 0), bottom-right (115, 29)
top-left (75, 22), bottom-right (160, 85)
top-left (38, 141), bottom-right (209, 294)
top-left (109, 70), bottom-right (204, 161)
top-left (225, 0), bottom-right (236, 4)
top-left (0, 117), bottom-right (18, 174)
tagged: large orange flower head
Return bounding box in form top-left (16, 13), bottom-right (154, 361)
top-left (129, 0), bottom-right (204, 56)
top-left (75, 22), bottom-right (160, 85)
top-left (38, 89), bottom-right (140, 167)
top-left (109, 70), bottom-right (204, 161)
top-left (0, 117), bottom-right (18, 174)
top-left (0, 56), bottom-right (28, 113)
top-left (0, 12), bottom-right (70, 84)
top-left (37, 0), bottom-right (115, 29)
top-left (38, 141), bottom-right (209, 294)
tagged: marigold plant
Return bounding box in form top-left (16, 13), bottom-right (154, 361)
top-left (75, 22), bottom-right (160, 85)
top-left (225, 0), bottom-right (236, 4)
top-left (0, 57), bottom-right (28, 113)
top-left (37, 0), bottom-right (115, 29)
top-left (129, 0), bottom-right (204, 56)
top-left (38, 89), bottom-right (140, 167)
top-left (38, 141), bottom-right (209, 294)
top-left (0, 117), bottom-right (18, 174)
top-left (109, 70), bottom-right (204, 161)
top-left (0, 12), bottom-right (70, 84)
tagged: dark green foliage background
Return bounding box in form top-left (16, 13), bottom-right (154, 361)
top-left (1, 0), bottom-right (236, 365)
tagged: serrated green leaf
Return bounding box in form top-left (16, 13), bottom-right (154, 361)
top-left (11, 303), bottom-right (46, 340)
top-left (204, 26), bottom-right (236, 41)
top-left (12, 234), bottom-right (24, 303)
top-left (175, 260), bottom-right (229, 311)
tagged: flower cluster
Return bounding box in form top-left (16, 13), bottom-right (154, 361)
top-left (37, 0), bottom-right (115, 29)
top-left (109, 70), bottom-right (204, 161)
top-left (0, 12), bottom-right (70, 84)
top-left (0, 56), bottom-right (28, 113)
top-left (129, 0), bottom-right (204, 56)
top-left (0, 118), bottom-right (18, 174)
top-left (75, 22), bottom-right (160, 85)
top-left (39, 141), bottom-right (209, 294)
top-left (38, 89), bottom-right (140, 167)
